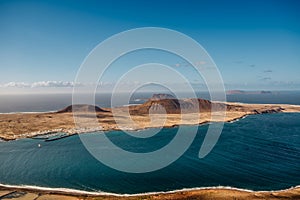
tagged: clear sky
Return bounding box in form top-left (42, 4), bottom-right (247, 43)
top-left (1, 0), bottom-right (300, 92)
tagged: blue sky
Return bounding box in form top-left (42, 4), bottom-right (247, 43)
top-left (1, 0), bottom-right (300, 92)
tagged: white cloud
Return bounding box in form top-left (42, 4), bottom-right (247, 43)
top-left (31, 81), bottom-right (74, 88)
top-left (2, 82), bottom-right (30, 88)
top-left (0, 81), bottom-right (85, 88)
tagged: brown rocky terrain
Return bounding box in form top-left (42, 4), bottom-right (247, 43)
top-left (0, 97), bottom-right (300, 141)
top-left (0, 186), bottom-right (299, 200)
top-left (57, 104), bottom-right (109, 113)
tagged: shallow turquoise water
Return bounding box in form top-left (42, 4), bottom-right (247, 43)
top-left (0, 113), bottom-right (299, 194)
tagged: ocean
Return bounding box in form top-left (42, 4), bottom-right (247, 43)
top-left (0, 113), bottom-right (299, 194)
top-left (1, 91), bottom-right (300, 113)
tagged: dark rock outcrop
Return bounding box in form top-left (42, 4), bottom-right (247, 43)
top-left (252, 107), bottom-right (283, 114)
top-left (57, 104), bottom-right (108, 113)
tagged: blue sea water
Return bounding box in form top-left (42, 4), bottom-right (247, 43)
top-left (0, 113), bottom-right (299, 194)
top-left (1, 91), bottom-right (300, 113)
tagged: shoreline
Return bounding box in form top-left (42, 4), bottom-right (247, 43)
top-left (0, 112), bottom-right (255, 142)
top-left (0, 183), bottom-right (299, 196)
top-left (1, 101), bottom-right (300, 141)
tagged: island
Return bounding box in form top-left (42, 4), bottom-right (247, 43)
top-left (1, 95), bottom-right (300, 141)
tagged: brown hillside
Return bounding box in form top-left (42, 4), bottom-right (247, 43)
top-left (129, 98), bottom-right (226, 115)
top-left (57, 104), bottom-right (108, 113)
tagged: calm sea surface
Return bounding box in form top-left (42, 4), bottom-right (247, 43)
top-left (1, 91), bottom-right (300, 113)
top-left (0, 113), bottom-right (299, 194)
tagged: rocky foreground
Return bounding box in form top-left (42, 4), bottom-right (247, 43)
top-left (0, 186), bottom-right (299, 200)
top-left (1, 97), bottom-right (300, 141)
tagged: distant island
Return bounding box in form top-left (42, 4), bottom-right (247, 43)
top-left (1, 94), bottom-right (300, 141)
top-left (226, 90), bottom-right (273, 95)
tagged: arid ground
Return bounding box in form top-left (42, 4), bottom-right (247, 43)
top-left (1, 98), bottom-right (300, 141)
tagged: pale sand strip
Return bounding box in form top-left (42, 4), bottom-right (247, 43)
top-left (36, 194), bottom-right (78, 200)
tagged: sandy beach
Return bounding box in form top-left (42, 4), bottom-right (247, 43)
top-left (0, 185), bottom-right (299, 200)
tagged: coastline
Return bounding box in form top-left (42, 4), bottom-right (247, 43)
top-left (1, 101), bottom-right (300, 141)
top-left (0, 183), bottom-right (299, 199)
top-left (0, 112), bottom-right (269, 141)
